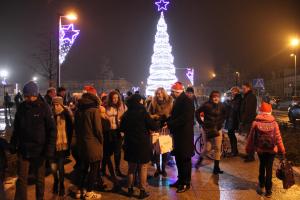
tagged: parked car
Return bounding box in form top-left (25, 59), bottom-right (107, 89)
top-left (288, 102), bottom-right (300, 126)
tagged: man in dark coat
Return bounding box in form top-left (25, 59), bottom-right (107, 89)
top-left (10, 81), bottom-right (57, 200)
top-left (44, 87), bottom-right (57, 108)
top-left (240, 82), bottom-right (257, 162)
top-left (167, 82), bottom-right (195, 193)
top-left (225, 87), bottom-right (242, 156)
top-left (74, 87), bottom-right (103, 199)
top-left (121, 94), bottom-right (159, 199)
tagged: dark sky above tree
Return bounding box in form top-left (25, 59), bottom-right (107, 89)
top-left (1, 0), bottom-right (300, 86)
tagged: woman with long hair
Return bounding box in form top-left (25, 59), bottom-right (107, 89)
top-left (148, 88), bottom-right (173, 177)
top-left (105, 90), bottom-right (127, 177)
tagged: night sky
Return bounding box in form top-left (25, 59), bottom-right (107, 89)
top-left (1, 0), bottom-right (300, 86)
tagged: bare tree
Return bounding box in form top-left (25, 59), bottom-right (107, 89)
top-left (28, 34), bottom-right (57, 87)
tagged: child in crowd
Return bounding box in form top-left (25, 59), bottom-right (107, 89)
top-left (246, 102), bottom-right (285, 198)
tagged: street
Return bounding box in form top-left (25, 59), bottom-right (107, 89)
top-left (3, 129), bottom-right (300, 200)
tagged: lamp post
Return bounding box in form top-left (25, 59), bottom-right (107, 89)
top-left (57, 12), bottom-right (78, 88)
top-left (290, 54), bottom-right (297, 96)
top-left (290, 37), bottom-right (299, 96)
top-left (0, 70), bottom-right (8, 124)
top-left (235, 71), bottom-right (240, 86)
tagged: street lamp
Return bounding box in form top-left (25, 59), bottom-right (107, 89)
top-left (32, 76), bottom-right (38, 82)
top-left (290, 54), bottom-right (297, 96)
top-left (212, 73), bottom-right (216, 78)
top-left (290, 38), bottom-right (300, 47)
top-left (57, 12), bottom-right (78, 88)
top-left (235, 72), bottom-right (240, 86)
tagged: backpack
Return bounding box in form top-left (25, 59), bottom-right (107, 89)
top-left (254, 121), bottom-right (276, 150)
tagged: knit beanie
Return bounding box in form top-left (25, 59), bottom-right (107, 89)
top-left (171, 82), bottom-right (184, 93)
top-left (23, 81), bottom-right (39, 97)
top-left (52, 96), bottom-right (64, 106)
top-left (259, 102), bottom-right (272, 114)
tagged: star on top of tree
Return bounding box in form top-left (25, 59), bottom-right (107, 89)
top-left (155, 0), bottom-right (170, 12)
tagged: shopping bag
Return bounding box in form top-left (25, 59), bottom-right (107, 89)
top-left (151, 132), bottom-right (160, 144)
top-left (158, 132), bottom-right (173, 154)
top-left (276, 159), bottom-right (295, 189)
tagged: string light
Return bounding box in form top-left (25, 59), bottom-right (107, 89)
top-left (59, 24), bottom-right (80, 65)
top-left (146, 11), bottom-right (178, 96)
top-left (186, 68), bottom-right (194, 86)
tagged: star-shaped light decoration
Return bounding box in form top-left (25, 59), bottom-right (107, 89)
top-left (61, 24), bottom-right (80, 44)
top-left (155, 0), bottom-right (170, 12)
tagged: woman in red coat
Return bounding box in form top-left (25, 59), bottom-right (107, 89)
top-left (246, 102), bottom-right (285, 198)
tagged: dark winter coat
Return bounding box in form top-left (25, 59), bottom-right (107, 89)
top-left (10, 99), bottom-right (57, 158)
top-left (240, 90), bottom-right (257, 125)
top-left (225, 93), bottom-right (242, 131)
top-left (120, 104), bottom-right (159, 164)
top-left (0, 138), bottom-right (8, 179)
top-left (196, 101), bottom-right (227, 138)
top-left (167, 92), bottom-right (195, 158)
top-left (75, 93), bottom-right (103, 163)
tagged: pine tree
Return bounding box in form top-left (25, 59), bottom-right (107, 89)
top-left (146, 12), bottom-right (177, 96)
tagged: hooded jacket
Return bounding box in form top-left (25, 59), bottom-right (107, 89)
top-left (246, 113), bottom-right (285, 154)
top-left (75, 93), bottom-right (103, 162)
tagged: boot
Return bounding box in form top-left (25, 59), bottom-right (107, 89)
top-left (127, 187), bottom-right (134, 197)
top-left (138, 189), bottom-right (150, 199)
top-left (58, 181), bottom-right (65, 196)
top-left (228, 134), bottom-right (238, 156)
top-left (213, 160), bottom-right (223, 174)
top-left (53, 178), bottom-right (59, 194)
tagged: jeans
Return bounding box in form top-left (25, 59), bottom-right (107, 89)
top-left (80, 161), bottom-right (101, 192)
top-left (50, 153), bottom-right (65, 187)
top-left (202, 132), bottom-right (223, 161)
top-left (128, 162), bottom-right (148, 190)
top-left (153, 152), bottom-right (168, 171)
top-left (258, 153), bottom-right (275, 192)
top-left (175, 155), bottom-right (192, 185)
top-left (15, 155), bottom-right (45, 200)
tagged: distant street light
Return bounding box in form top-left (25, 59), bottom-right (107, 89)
top-left (290, 53), bottom-right (297, 96)
top-left (235, 72), bottom-right (240, 86)
top-left (290, 38), bottom-right (300, 47)
top-left (32, 76), bottom-right (38, 82)
top-left (212, 73), bottom-right (216, 78)
top-left (57, 12), bottom-right (78, 88)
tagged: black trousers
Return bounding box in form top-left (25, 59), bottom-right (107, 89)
top-left (175, 155), bottom-right (192, 185)
top-left (80, 161), bottom-right (101, 192)
top-left (0, 172), bottom-right (5, 200)
top-left (153, 152), bottom-right (168, 171)
top-left (228, 129), bottom-right (238, 154)
top-left (15, 155), bottom-right (45, 200)
top-left (258, 153), bottom-right (275, 191)
top-left (111, 130), bottom-right (123, 170)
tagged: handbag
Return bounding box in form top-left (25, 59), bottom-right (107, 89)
top-left (276, 159), bottom-right (295, 189)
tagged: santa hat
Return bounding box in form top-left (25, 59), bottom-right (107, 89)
top-left (83, 85), bottom-right (97, 96)
top-left (171, 82), bottom-right (184, 93)
top-left (259, 102), bottom-right (272, 114)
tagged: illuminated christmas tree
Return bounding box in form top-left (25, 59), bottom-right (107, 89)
top-left (146, 0), bottom-right (177, 96)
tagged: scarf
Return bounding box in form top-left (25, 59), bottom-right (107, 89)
top-left (54, 106), bottom-right (68, 151)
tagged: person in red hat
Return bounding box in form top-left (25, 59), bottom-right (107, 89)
top-left (246, 102), bottom-right (285, 198)
top-left (166, 82), bottom-right (195, 193)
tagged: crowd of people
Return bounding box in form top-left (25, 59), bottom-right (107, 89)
top-left (0, 80), bottom-right (286, 200)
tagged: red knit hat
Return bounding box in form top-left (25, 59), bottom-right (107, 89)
top-left (259, 102), bottom-right (272, 114)
top-left (171, 82), bottom-right (184, 92)
top-left (84, 85), bottom-right (97, 96)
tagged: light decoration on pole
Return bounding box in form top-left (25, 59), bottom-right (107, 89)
top-left (59, 23), bottom-right (80, 65)
top-left (146, 0), bottom-right (178, 96)
top-left (186, 68), bottom-right (194, 86)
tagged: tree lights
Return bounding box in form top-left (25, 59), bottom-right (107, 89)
top-left (146, 0), bottom-right (177, 96)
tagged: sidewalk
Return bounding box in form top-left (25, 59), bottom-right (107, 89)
top-left (4, 135), bottom-right (300, 200)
